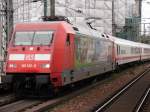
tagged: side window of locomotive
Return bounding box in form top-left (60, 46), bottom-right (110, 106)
top-left (50, 33), bottom-right (54, 44)
top-left (66, 34), bottom-right (70, 46)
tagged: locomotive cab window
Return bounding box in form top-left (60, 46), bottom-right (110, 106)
top-left (14, 31), bottom-right (54, 46)
top-left (33, 31), bottom-right (54, 45)
top-left (66, 34), bottom-right (70, 46)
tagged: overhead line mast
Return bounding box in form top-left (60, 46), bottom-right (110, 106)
top-left (50, 0), bottom-right (55, 16)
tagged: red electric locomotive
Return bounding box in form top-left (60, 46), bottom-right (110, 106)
top-left (2, 17), bottom-right (115, 96)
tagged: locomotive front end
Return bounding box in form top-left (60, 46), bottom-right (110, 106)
top-left (4, 24), bottom-right (55, 96)
top-left (7, 31), bottom-right (53, 73)
top-left (3, 21), bottom-right (75, 97)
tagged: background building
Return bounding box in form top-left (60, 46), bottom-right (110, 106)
top-left (12, 0), bottom-right (141, 37)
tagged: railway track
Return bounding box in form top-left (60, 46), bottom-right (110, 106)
top-left (94, 67), bottom-right (150, 112)
top-left (0, 65), bottom-right (149, 112)
top-left (0, 94), bottom-right (18, 106)
top-left (135, 88), bottom-right (150, 112)
top-left (0, 74), bottom-right (112, 112)
top-left (0, 99), bottom-right (43, 112)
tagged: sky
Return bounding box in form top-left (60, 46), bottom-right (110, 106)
top-left (142, 0), bottom-right (150, 34)
top-left (142, 0), bottom-right (150, 22)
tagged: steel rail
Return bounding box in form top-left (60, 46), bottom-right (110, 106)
top-left (135, 88), bottom-right (150, 112)
top-left (95, 68), bottom-right (150, 112)
top-left (0, 100), bottom-right (43, 112)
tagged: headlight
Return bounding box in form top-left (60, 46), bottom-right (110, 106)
top-left (41, 64), bottom-right (50, 68)
top-left (9, 64), bottom-right (17, 68)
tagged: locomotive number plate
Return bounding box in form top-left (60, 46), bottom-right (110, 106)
top-left (21, 64), bottom-right (37, 68)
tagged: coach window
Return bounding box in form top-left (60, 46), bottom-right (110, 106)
top-left (66, 34), bottom-right (70, 46)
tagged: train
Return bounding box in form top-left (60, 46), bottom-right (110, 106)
top-left (2, 16), bottom-right (150, 96)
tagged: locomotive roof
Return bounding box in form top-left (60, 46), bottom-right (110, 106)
top-left (15, 21), bottom-right (106, 40)
top-left (14, 21), bottom-right (150, 48)
top-left (14, 21), bottom-right (75, 34)
top-left (73, 23), bottom-right (106, 39)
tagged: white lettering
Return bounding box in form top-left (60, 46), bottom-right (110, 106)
top-left (21, 64), bottom-right (37, 68)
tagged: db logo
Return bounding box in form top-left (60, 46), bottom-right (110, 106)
top-left (25, 54), bottom-right (34, 60)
